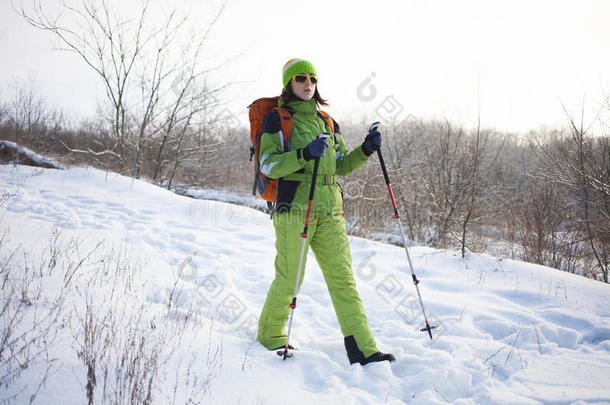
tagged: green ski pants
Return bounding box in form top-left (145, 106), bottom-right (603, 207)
top-left (257, 211), bottom-right (379, 358)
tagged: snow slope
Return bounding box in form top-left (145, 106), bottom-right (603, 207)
top-left (1, 165), bottom-right (610, 404)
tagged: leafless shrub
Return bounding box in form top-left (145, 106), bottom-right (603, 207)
top-left (97, 303), bottom-right (163, 405)
top-left (0, 227), bottom-right (67, 404)
top-left (0, 216), bottom-right (223, 404)
top-left (5, 77), bottom-right (64, 136)
top-left (68, 241), bottom-right (222, 404)
top-left (507, 178), bottom-right (585, 273)
top-left (166, 318), bottom-right (222, 405)
top-left (0, 78), bottom-right (65, 169)
top-left (532, 105), bottom-right (610, 282)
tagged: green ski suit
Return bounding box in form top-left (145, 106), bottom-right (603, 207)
top-left (256, 98), bottom-right (380, 359)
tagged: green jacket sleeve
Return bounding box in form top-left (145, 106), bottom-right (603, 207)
top-left (259, 130), bottom-right (307, 180)
top-left (335, 131), bottom-right (369, 177)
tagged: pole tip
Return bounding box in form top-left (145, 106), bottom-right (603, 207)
top-left (420, 324), bottom-right (437, 340)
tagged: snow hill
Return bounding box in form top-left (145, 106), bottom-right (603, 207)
top-left (1, 164), bottom-right (610, 405)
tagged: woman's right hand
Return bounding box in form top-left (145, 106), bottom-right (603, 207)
top-left (303, 137), bottom-right (329, 161)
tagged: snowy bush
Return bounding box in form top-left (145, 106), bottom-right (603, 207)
top-left (0, 228), bottom-right (68, 403)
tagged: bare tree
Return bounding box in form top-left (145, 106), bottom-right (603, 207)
top-left (16, 0), bottom-right (224, 176)
top-left (457, 123), bottom-right (505, 257)
top-left (1, 78), bottom-right (64, 165)
top-left (457, 116), bottom-right (484, 257)
top-left (151, 82), bottom-right (226, 188)
top-left (8, 77), bottom-right (47, 134)
top-left (508, 178), bottom-right (574, 269)
top-left (0, 93), bottom-right (6, 126)
top-left (379, 118), bottom-right (430, 244)
top-left (418, 120), bottom-right (472, 247)
top-left (534, 104), bottom-right (610, 282)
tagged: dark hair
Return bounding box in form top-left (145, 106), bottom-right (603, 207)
top-left (280, 82), bottom-right (329, 107)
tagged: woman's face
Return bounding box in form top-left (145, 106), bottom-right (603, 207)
top-left (291, 74), bottom-right (316, 101)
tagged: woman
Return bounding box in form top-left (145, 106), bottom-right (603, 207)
top-left (256, 58), bottom-right (395, 366)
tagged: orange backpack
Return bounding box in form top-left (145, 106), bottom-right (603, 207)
top-left (248, 96), bottom-right (335, 209)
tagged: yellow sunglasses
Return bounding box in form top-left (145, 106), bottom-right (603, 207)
top-left (292, 73), bottom-right (318, 85)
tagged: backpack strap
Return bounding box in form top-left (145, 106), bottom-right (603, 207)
top-left (275, 107), bottom-right (293, 152)
top-left (317, 110), bottom-right (339, 151)
top-left (263, 107), bottom-right (292, 218)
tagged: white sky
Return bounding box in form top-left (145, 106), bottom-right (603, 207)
top-left (1, 0), bottom-right (609, 133)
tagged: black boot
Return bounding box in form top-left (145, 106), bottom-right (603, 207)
top-left (344, 336), bottom-right (396, 365)
top-left (355, 351), bottom-right (396, 365)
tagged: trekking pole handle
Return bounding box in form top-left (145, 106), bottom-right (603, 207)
top-left (318, 132), bottom-right (331, 146)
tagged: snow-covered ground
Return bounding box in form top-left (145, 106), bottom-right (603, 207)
top-left (1, 164), bottom-right (610, 404)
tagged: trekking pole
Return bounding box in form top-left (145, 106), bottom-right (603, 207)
top-left (369, 122), bottom-right (436, 339)
top-left (279, 133), bottom-right (330, 359)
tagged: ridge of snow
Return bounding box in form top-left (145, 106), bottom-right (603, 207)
top-left (0, 140), bottom-right (65, 170)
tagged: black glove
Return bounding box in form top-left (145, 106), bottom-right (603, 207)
top-left (302, 137), bottom-right (329, 161)
top-left (361, 130), bottom-right (382, 156)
